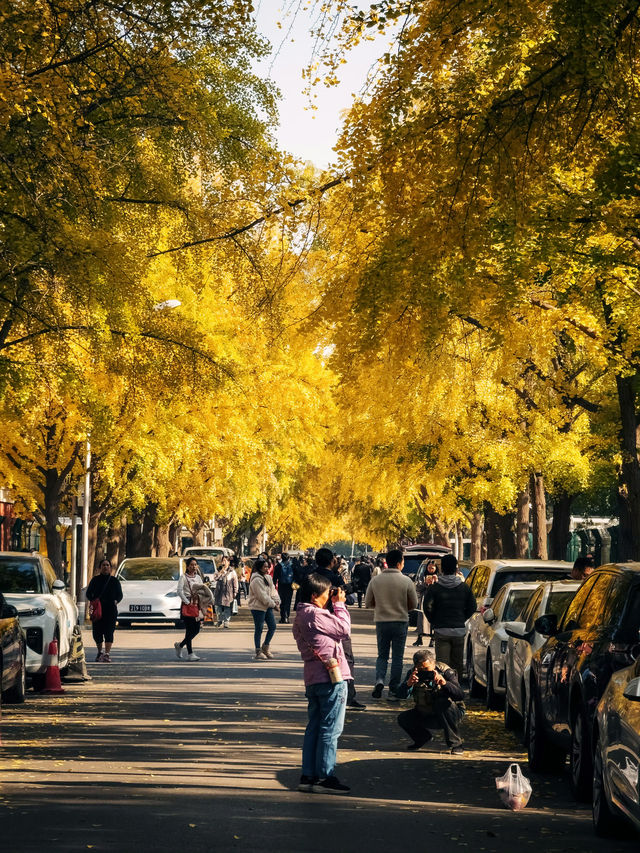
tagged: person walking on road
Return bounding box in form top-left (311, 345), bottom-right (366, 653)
top-left (314, 548), bottom-right (366, 711)
top-left (248, 559), bottom-right (280, 660)
top-left (422, 553), bottom-right (476, 679)
top-left (365, 548), bottom-right (418, 700)
top-left (352, 557), bottom-right (372, 608)
top-left (293, 572), bottom-right (352, 794)
top-left (395, 648), bottom-right (466, 754)
top-left (214, 557), bottom-right (239, 628)
top-left (274, 552), bottom-right (294, 623)
top-left (87, 558), bottom-right (123, 663)
top-left (175, 558), bottom-right (209, 661)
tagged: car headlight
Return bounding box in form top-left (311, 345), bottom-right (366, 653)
top-left (500, 640), bottom-right (508, 654)
top-left (165, 591), bottom-right (179, 598)
top-left (18, 607), bottom-right (46, 618)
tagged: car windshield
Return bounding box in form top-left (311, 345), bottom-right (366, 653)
top-left (503, 589), bottom-right (535, 622)
top-left (0, 557), bottom-right (43, 593)
top-left (402, 555), bottom-right (434, 576)
top-left (119, 560), bottom-right (180, 581)
top-left (546, 590), bottom-right (577, 620)
top-left (195, 558), bottom-right (216, 575)
top-left (490, 570), bottom-right (570, 598)
top-left (187, 549), bottom-right (224, 558)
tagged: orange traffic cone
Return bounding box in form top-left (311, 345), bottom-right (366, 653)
top-left (41, 639), bottom-right (65, 694)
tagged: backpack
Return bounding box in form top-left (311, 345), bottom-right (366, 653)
top-left (280, 562), bottom-right (294, 585)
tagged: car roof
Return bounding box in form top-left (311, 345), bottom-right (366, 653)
top-left (403, 544), bottom-right (451, 552)
top-left (476, 560), bottom-right (573, 570)
top-left (120, 556), bottom-right (183, 563)
top-left (592, 562), bottom-right (640, 574)
top-left (495, 581), bottom-right (544, 594)
top-left (0, 551), bottom-right (41, 560)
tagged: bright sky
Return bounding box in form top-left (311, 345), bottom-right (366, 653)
top-left (253, 1), bottom-right (389, 168)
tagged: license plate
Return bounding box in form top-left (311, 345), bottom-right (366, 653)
top-left (129, 605), bottom-right (152, 612)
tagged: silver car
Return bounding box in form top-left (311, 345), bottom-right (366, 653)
top-left (593, 660), bottom-right (640, 837)
top-left (503, 579), bottom-right (580, 733)
top-left (116, 557), bottom-right (189, 626)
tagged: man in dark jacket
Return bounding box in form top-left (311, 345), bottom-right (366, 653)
top-left (352, 557), bottom-right (372, 607)
top-left (314, 547), bottom-right (366, 711)
top-left (422, 553), bottom-right (476, 680)
top-left (395, 648), bottom-right (465, 754)
top-left (273, 553), bottom-right (294, 623)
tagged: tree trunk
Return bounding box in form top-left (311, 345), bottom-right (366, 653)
top-left (470, 511), bottom-right (483, 564)
top-left (456, 522), bottom-right (464, 559)
top-left (484, 502), bottom-right (516, 559)
top-left (616, 372), bottom-right (640, 560)
top-left (127, 506), bottom-right (155, 557)
top-left (549, 492), bottom-right (574, 560)
top-left (191, 520), bottom-right (206, 547)
top-left (153, 524), bottom-right (170, 558)
top-left (87, 510), bottom-right (102, 576)
top-left (431, 518), bottom-right (451, 547)
top-left (530, 472), bottom-right (548, 559)
top-left (42, 471), bottom-right (65, 577)
top-left (105, 516), bottom-right (127, 567)
top-left (516, 488), bottom-right (530, 558)
top-left (169, 521), bottom-right (180, 555)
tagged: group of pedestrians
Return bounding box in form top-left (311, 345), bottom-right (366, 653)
top-left (85, 545), bottom-right (475, 796)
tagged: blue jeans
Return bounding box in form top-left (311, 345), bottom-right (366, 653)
top-left (215, 604), bottom-right (232, 624)
top-left (302, 681), bottom-right (348, 780)
top-left (251, 608), bottom-right (276, 649)
top-left (375, 621), bottom-right (409, 692)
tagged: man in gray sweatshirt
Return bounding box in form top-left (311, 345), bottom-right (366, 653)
top-left (365, 548), bottom-right (418, 699)
top-left (422, 554), bottom-right (476, 679)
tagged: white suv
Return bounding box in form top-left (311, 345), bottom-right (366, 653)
top-left (0, 552), bottom-right (78, 689)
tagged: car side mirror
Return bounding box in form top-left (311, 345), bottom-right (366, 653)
top-left (52, 579), bottom-right (66, 591)
top-left (1, 603), bottom-right (18, 619)
top-left (504, 620), bottom-right (527, 639)
top-left (483, 607), bottom-right (495, 624)
top-left (534, 614), bottom-right (558, 637)
top-left (623, 677), bottom-right (640, 702)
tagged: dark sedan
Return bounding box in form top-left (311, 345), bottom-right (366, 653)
top-left (0, 591), bottom-right (26, 704)
top-left (528, 563), bottom-right (640, 801)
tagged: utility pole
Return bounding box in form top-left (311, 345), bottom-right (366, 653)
top-left (81, 438), bottom-right (91, 589)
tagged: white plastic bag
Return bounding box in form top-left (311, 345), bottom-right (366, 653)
top-left (495, 763), bottom-right (532, 810)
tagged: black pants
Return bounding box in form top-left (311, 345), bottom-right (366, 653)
top-left (279, 584), bottom-right (293, 621)
top-left (356, 588), bottom-right (367, 607)
top-left (397, 702), bottom-right (464, 748)
top-left (92, 615), bottom-right (117, 645)
top-left (342, 636), bottom-right (359, 704)
top-left (180, 617), bottom-right (200, 654)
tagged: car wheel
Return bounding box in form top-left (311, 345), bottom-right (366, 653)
top-left (31, 672), bottom-right (46, 692)
top-left (592, 734), bottom-right (620, 837)
top-left (4, 645), bottom-right (26, 704)
top-left (486, 655), bottom-right (502, 711)
top-left (528, 687), bottom-right (565, 772)
top-left (466, 642), bottom-right (482, 698)
top-left (504, 674), bottom-right (520, 730)
top-left (570, 704), bottom-right (593, 802)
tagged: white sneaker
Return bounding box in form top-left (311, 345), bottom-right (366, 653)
top-left (186, 653), bottom-right (201, 661)
top-left (174, 642), bottom-right (184, 659)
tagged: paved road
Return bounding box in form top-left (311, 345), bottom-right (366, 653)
top-left (0, 610), bottom-right (632, 853)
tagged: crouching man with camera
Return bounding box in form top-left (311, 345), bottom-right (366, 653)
top-left (395, 648), bottom-right (465, 755)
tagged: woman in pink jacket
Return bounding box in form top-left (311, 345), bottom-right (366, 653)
top-left (292, 573), bottom-right (352, 795)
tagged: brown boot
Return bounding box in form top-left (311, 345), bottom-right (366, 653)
top-left (261, 643), bottom-right (274, 659)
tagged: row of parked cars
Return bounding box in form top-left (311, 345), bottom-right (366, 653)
top-left (0, 551), bottom-right (79, 705)
top-left (455, 557), bottom-right (640, 837)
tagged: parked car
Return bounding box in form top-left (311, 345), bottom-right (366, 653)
top-left (528, 563), bottom-right (640, 801)
top-left (0, 552), bottom-right (78, 689)
top-left (0, 591), bottom-right (26, 704)
top-left (183, 546), bottom-right (233, 561)
top-left (466, 581), bottom-right (541, 708)
top-left (116, 557), bottom-right (190, 626)
top-left (592, 659), bottom-right (640, 837)
top-left (503, 579), bottom-right (580, 731)
top-left (402, 545), bottom-right (451, 579)
top-left (465, 559), bottom-right (573, 612)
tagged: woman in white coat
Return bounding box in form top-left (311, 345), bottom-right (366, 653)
top-left (247, 559), bottom-right (280, 660)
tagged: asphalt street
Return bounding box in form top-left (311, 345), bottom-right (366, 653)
top-left (0, 608), bottom-right (632, 853)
